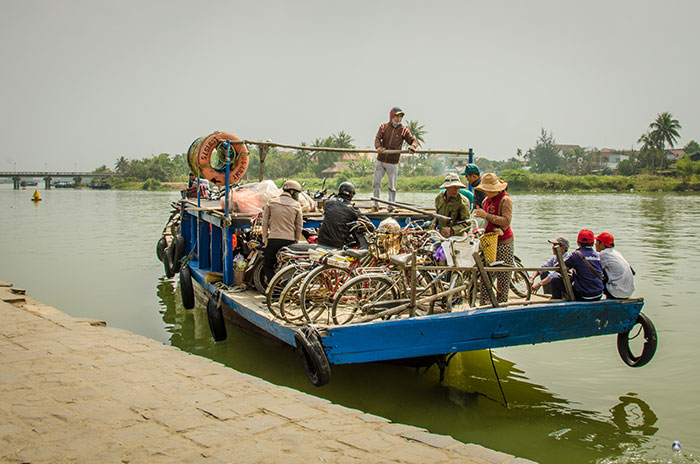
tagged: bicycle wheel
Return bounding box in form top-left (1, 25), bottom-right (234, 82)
top-left (331, 274), bottom-right (398, 325)
top-left (251, 259), bottom-right (268, 294)
top-left (266, 263), bottom-right (309, 319)
top-left (300, 265), bottom-right (353, 324)
top-left (445, 271), bottom-right (472, 312)
top-left (278, 272), bottom-right (309, 325)
top-left (510, 269), bottom-right (532, 300)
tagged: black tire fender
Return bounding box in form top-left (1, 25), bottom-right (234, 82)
top-left (156, 236), bottom-right (167, 263)
top-left (617, 312), bottom-right (657, 367)
top-left (164, 241), bottom-right (176, 278)
top-left (206, 293), bottom-right (227, 341)
top-left (180, 266), bottom-right (195, 310)
top-left (173, 235), bottom-right (185, 274)
top-left (294, 326), bottom-right (331, 387)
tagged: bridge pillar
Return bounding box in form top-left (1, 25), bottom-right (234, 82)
top-left (12, 177), bottom-right (21, 190)
top-left (73, 176), bottom-right (82, 187)
top-left (44, 176), bottom-right (52, 189)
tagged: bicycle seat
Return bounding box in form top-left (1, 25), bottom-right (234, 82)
top-left (389, 253), bottom-right (414, 268)
top-left (343, 248), bottom-right (369, 259)
top-left (288, 243), bottom-right (318, 252)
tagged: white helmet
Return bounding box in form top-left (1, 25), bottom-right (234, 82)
top-left (282, 180), bottom-right (302, 192)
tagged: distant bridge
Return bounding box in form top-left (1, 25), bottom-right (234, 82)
top-left (0, 171), bottom-right (117, 189)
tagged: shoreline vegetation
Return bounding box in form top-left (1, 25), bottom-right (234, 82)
top-left (109, 171), bottom-right (700, 194)
top-left (90, 114), bottom-right (699, 194)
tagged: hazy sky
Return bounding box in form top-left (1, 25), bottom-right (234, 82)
top-left (1, 0), bottom-right (698, 172)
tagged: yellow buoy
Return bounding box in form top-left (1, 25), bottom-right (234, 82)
top-left (31, 189), bottom-right (42, 202)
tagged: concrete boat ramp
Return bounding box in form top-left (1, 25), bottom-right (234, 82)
top-left (0, 281), bottom-right (535, 464)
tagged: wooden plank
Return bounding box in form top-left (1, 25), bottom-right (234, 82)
top-left (554, 245), bottom-right (575, 300)
top-left (473, 252), bottom-right (498, 307)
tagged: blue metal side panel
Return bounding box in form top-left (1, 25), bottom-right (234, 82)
top-left (223, 228), bottom-right (234, 286)
top-left (211, 226), bottom-right (222, 273)
top-left (182, 214), bottom-right (192, 254)
top-left (190, 212), bottom-right (198, 259)
top-left (198, 218), bottom-right (211, 269)
top-left (189, 265), bottom-right (296, 346)
top-left (323, 300), bottom-right (644, 365)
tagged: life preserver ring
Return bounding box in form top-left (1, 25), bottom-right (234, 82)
top-left (206, 292), bottom-right (227, 341)
top-left (180, 265), bottom-right (195, 310)
top-left (617, 312), bottom-right (657, 367)
top-left (191, 131), bottom-right (249, 186)
top-left (294, 326), bottom-right (331, 387)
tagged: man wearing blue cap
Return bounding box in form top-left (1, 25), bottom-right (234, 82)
top-left (372, 107), bottom-right (419, 212)
top-left (463, 163), bottom-right (485, 210)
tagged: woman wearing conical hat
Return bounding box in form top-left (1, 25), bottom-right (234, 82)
top-left (473, 173), bottom-right (514, 304)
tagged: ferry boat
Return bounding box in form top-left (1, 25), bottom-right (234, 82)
top-left (157, 132), bottom-right (657, 386)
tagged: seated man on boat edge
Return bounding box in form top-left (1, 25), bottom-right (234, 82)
top-left (530, 236), bottom-right (570, 295)
top-left (432, 173), bottom-right (471, 238)
top-left (552, 229), bottom-right (604, 301)
top-left (595, 232), bottom-right (635, 299)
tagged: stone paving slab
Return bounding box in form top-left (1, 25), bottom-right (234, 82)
top-left (0, 282), bottom-right (537, 464)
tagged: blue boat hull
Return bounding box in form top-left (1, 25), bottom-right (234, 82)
top-left (188, 263), bottom-right (643, 366)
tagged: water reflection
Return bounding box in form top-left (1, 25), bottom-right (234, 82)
top-left (156, 278), bottom-right (662, 464)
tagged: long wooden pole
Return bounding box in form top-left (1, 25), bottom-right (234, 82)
top-left (371, 197), bottom-right (452, 224)
top-left (224, 139), bottom-right (474, 156)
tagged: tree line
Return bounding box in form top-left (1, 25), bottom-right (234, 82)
top-left (94, 112), bottom-right (700, 189)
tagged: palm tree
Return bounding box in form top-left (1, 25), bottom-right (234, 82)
top-left (649, 112), bottom-right (681, 172)
top-left (404, 120), bottom-right (427, 147)
top-left (331, 131), bottom-right (354, 149)
top-left (637, 132), bottom-right (659, 174)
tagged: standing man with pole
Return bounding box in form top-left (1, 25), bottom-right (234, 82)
top-left (372, 107), bottom-right (419, 212)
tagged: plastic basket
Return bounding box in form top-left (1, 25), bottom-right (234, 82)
top-left (479, 232), bottom-right (498, 263)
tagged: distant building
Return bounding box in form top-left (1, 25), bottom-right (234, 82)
top-left (664, 149), bottom-right (686, 161)
top-left (555, 144), bottom-right (582, 155)
top-left (320, 152), bottom-right (372, 176)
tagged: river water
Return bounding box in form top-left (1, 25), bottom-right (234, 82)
top-left (1, 185), bottom-right (698, 464)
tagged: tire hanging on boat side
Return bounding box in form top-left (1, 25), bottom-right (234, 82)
top-left (180, 266), bottom-right (195, 310)
top-left (294, 326), bottom-right (331, 387)
top-left (156, 236), bottom-right (167, 263)
top-left (206, 292), bottom-right (227, 341)
top-left (173, 235), bottom-right (185, 274)
top-left (164, 241), bottom-right (176, 278)
top-left (617, 312), bottom-right (657, 367)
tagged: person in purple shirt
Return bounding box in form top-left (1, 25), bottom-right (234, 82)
top-left (551, 229), bottom-right (604, 301)
top-left (530, 236), bottom-right (570, 295)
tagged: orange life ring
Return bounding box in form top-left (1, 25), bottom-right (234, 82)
top-left (194, 131), bottom-right (249, 186)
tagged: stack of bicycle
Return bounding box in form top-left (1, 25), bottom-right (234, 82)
top-left (259, 218), bottom-right (532, 327)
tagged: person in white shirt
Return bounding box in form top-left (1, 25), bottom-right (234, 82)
top-left (595, 232), bottom-right (635, 299)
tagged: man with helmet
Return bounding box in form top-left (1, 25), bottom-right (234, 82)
top-left (261, 180), bottom-right (304, 281)
top-left (318, 182), bottom-right (368, 249)
top-left (372, 107), bottom-right (419, 212)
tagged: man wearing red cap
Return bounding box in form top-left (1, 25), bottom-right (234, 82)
top-left (595, 232), bottom-right (635, 299)
top-left (372, 107), bottom-right (419, 212)
top-left (552, 229), bottom-right (604, 301)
